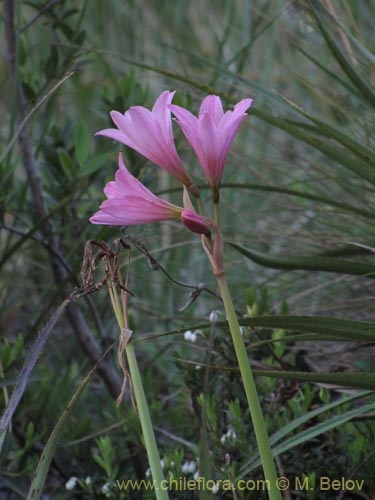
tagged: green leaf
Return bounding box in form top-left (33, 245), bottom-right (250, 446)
top-left (0, 298), bottom-right (71, 433)
top-left (74, 120), bottom-right (90, 166)
top-left (250, 107), bottom-right (375, 184)
top-left (241, 396), bottom-right (375, 475)
top-left (137, 315), bottom-right (375, 344)
top-left (157, 183), bottom-right (374, 219)
top-left (221, 183), bottom-right (373, 219)
top-left (278, 94), bottom-right (375, 166)
top-left (76, 153), bottom-right (109, 177)
top-left (228, 242), bottom-right (375, 277)
top-left (253, 370), bottom-right (375, 390)
top-left (295, 45), bottom-right (357, 95)
top-left (57, 148), bottom-right (75, 178)
top-left (26, 346), bottom-right (113, 500)
top-left (310, 2), bottom-right (375, 107)
top-left (241, 315), bottom-right (375, 342)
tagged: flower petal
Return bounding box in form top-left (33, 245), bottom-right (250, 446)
top-left (90, 152), bottom-right (182, 226)
top-left (96, 93), bottom-right (194, 188)
top-left (199, 95), bottom-right (223, 124)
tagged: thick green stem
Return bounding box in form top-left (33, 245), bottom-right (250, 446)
top-left (125, 342), bottom-right (169, 500)
top-left (216, 275), bottom-right (281, 500)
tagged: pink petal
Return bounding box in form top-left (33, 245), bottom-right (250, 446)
top-left (199, 95), bottom-right (224, 124)
top-left (152, 90), bottom-right (175, 141)
top-left (198, 113), bottom-right (220, 185)
top-left (96, 128), bottom-right (129, 144)
top-left (96, 93), bottom-right (193, 188)
top-left (169, 105), bottom-right (199, 147)
top-left (90, 153), bottom-right (182, 227)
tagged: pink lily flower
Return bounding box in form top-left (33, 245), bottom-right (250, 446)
top-left (169, 95), bottom-right (253, 195)
top-left (96, 91), bottom-right (197, 194)
top-left (90, 153), bottom-right (210, 238)
top-left (90, 152), bottom-right (183, 226)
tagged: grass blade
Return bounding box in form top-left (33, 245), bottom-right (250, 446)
top-left (278, 94), bottom-right (375, 166)
top-left (242, 399), bottom-right (375, 475)
top-left (137, 315), bottom-right (375, 343)
top-left (310, 2), bottom-right (375, 106)
top-left (228, 242), bottom-right (375, 277)
top-left (253, 370), bottom-right (375, 390)
top-left (251, 107), bottom-right (374, 184)
top-left (0, 297), bottom-right (72, 434)
top-left (26, 344), bottom-right (114, 500)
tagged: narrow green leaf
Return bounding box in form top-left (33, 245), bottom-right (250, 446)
top-left (220, 183), bottom-right (374, 219)
top-left (57, 148), bottom-right (75, 178)
top-left (157, 183), bottom-right (374, 219)
top-left (136, 315), bottom-right (375, 343)
top-left (251, 107), bottom-right (375, 184)
top-left (241, 315), bottom-right (375, 341)
top-left (251, 333), bottom-right (365, 348)
top-left (242, 399), bottom-right (375, 475)
top-left (278, 94), bottom-right (375, 166)
top-left (74, 120), bottom-right (90, 166)
top-left (0, 298), bottom-right (72, 433)
top-left (26, 345), bottom-right (113, 500)
top-left (253, 370), bottom-right (375, 390)
top-left (76, 152), bottom-right (109, 177)
top-left (228, 242), bottom-right (375, 277)
top-left (268, 390), bottom-right (371, 448)
top-left (310, 2), bottom-right (375, 106)
top-left (295, 45), bottom-right (357, 95)
top-left (241, 390), bottom-right (370, 474)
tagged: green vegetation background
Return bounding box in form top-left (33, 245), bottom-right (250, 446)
top-left (0, 0), bottom-right (374, 498)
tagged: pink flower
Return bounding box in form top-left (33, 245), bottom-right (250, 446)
top-left (96, 91), bottom-right (197, 193)
top-left (169, 95), bottom-right (253, 194)
top-left (90, 152), bottom-right (182, 226)
top-left (90, 153), bottom-right (210, 239)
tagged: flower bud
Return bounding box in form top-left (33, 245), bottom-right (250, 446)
top-left (181, 210), bottom-right (211, 236)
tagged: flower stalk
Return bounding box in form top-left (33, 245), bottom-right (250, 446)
top-left (216, 274), bottom-right (281, 500)
top-left (107, 281), bottom-right (168, 500)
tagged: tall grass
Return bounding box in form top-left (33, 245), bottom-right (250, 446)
top-left (1, 1), bottom-right (374, 498)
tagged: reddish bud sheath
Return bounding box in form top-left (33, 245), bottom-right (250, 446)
top-left (181, 210), bottom-right (211, 236)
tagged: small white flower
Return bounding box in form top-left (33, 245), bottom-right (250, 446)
top-left (239, 327), bottom-right (246, 336)
top-left (65, 477), bottom-right (78, 491)
top-left (101, 482), bottom-right (111, 494)
top-left (184, 330), bottom-right (197, 342)
top-left (145, 467), bottom-right (151, 478)
top-left (193, 470), bottom-right (200, 481)
top-left (85, 476), bottom-right (92, 486)
top-left (209, 310), bottom-right (220, 323)
top-left (181, 460), bottom-right (197, 474)
top-left (220, 427), bottom-right (237, 445)
top-left (211, 482), bottom-right (219, 494)
top-left (160, 459), bottom-right (166, 469)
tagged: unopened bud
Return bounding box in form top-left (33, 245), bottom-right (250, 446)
top-left (181, 210), bottom-right (211, 236)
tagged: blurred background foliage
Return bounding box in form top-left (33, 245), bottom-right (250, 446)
top-left (0, 0), bottom-right (374, 498)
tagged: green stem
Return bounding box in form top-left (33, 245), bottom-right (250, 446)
top-left (213, 201), bottom-right (219, 225)
top-left (196, 193), bottom-right (204, 215)
top-left (108, 283), bottom-right (168, 500)
top-left (125, 343), bottom-right (168, 500)
top-left (216, 275), bottom-right (281, 500)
